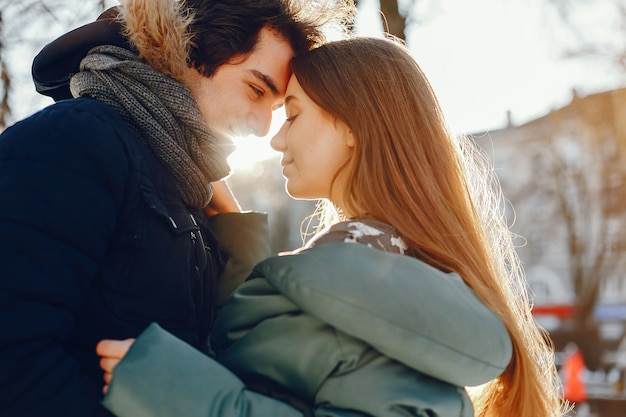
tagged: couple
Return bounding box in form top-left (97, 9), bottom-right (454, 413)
top-left (96, 19), bottom-right (564, 417)
top-left (0, 1), bottom-right (563, 417)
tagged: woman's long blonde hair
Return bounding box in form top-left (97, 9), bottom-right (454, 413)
top-left (292, 37), bottom-right (565, 417)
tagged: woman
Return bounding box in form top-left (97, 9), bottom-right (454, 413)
top-left (98, 37), bottom-right (564, 417)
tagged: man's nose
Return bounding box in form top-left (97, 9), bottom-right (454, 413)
top-left (249, 106), bottom-right (273, 137)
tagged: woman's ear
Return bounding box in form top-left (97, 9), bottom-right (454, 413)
top-left (336, 117), bottom-right (355, 147)
top-left (345, 127), bottom-right (356, 148)
top-left (332, 116), bottom-right (356, 148)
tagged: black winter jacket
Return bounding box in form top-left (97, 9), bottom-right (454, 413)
top-left (0, 98), bottom-right (252, 417)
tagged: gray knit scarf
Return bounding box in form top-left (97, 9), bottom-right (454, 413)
top-left (70, 45), bottom-right (232, 208)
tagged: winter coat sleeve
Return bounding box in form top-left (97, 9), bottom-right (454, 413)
top-left (0, 102), bottom-right (130, 417)
top-left (102, 323), bottom-right (304, 417)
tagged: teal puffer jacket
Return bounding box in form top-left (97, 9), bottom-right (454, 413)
top-left (103, 243), bottom-right (512, 417)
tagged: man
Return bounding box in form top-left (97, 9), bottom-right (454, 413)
top-left (0, 0), bottom-right (354, 416)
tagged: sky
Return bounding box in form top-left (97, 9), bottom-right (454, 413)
top-left (389, 0), bottom-right (621, 134)
top-left (229, 0), bottom-right (624, 170)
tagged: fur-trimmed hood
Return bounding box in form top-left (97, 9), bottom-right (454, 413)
top-left (118, 0), bottom-right (194, 81)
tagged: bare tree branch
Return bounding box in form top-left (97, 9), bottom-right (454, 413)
top-left (0, 0), bottom-right (115, 129)
top-left (546, 0), bottom-right (626, 74)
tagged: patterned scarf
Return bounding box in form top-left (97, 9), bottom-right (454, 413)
top-left (70, 45), bottom-right (232, 208)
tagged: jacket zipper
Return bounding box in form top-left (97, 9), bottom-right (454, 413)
top-left (189, 213), bottom-right (213, 340)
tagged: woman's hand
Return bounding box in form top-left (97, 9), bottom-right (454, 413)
top-left (96, 338), bottom-right (135, 394)
top-left (205, 180), bottom-right (241, 216)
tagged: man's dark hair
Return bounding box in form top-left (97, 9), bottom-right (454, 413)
top-left (185, 0), bottom-right (354, 77)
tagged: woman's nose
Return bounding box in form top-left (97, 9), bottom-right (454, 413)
top-left (270, 122), bottom-right (288, 151)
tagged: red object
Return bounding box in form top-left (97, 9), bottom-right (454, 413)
top-left (532, 304), bottom-right (575, 319)
top-left (562, 349), bottom-right (588, 403)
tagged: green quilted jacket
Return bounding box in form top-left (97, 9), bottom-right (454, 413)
top-left (103, 242), bottom-right (512, 417)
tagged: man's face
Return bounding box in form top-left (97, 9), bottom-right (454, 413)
top-left (182, 27), bottom-right (294, 138)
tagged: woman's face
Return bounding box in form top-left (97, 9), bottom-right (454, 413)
top-left (270, 74), bottom-right (355, 207)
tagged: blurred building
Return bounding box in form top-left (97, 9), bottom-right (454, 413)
top-left (471, 88), bottom-right (626, 366)
top-left (473, 87), bottom-right (626, 310)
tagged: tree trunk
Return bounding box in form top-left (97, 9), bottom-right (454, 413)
top-left (379, 0), bottom-right (406, 40)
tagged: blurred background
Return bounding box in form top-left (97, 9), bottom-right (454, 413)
top-left (2, 1), bottom-right (626, 415)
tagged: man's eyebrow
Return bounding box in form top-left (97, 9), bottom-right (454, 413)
top-left (251, 70), bottom-right (279, 95)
